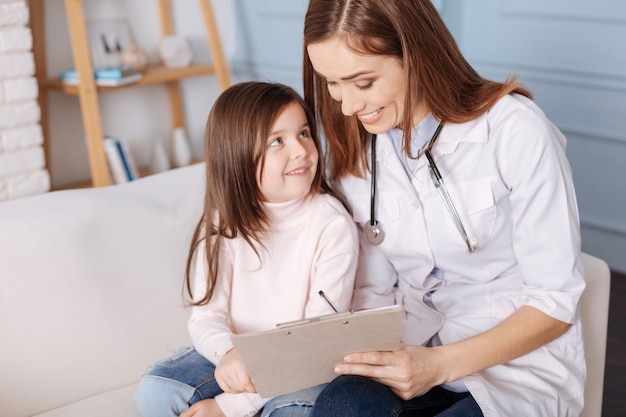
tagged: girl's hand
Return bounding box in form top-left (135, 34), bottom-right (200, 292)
top-left (333, 344), bottom-right (445, 400)
top-left (215, 348), bottom-right (257, 394)
top-left (179, 398), bottom-right (225, 417)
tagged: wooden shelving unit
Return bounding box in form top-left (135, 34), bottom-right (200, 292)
top-left (30, 0), bottom-right (231, 187)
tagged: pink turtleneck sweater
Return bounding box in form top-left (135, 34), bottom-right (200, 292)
top-left (187, 193), bottom-right (359, 417)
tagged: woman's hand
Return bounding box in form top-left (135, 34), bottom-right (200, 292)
top-left (215, 348), bottom-right (257, 394)
top-left (334, 344), bottom-right (445, 400)
top-left (333, 306), bottom-right (572, 401)
top-left (179, 398), bottom-right (225, 417)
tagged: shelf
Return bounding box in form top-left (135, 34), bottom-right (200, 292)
top-left (43, 64), bottom-right (219, 95)
top-left (31, 0), bottom-right (231, 188)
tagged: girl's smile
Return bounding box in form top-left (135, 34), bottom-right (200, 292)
top-left (285, 166), bottom-right (312, 176)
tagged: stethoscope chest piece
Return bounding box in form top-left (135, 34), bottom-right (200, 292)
top-left (364, 220), bottom-right (385, 245)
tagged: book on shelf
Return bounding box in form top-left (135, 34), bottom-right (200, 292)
top-left (102, 136), bottom-right (139, 184)
top-left (93, 73), bottom-right (142, 86)
top-left (92, 66), bottom-right (139, 79)
top-left (59, 66), bottom-right (142, 87)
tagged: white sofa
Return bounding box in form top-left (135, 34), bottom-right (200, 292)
top-left (0, 162), bottom-right (610, 417)
top-left (0, 164), bottom-right (204, 417)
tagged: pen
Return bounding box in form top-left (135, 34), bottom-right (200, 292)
top-left (318, 290), bottom-right (339, 313)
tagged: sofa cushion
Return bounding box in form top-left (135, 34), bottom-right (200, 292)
top-left (0, 164), bottom-right (204, 417)
top-left (33, 383), bottom-right (141, 417)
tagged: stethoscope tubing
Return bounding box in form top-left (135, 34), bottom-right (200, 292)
top-left (367, 123), bottom-right (475, 253)
top-left (369, 134), bottom-right (378, 228)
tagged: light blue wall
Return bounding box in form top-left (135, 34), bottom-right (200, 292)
top-left (230, 0), bottom-right (308, 90)
top-left (230, 0), bottom-right (626, 273)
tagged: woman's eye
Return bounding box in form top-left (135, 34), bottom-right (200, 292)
top-left (269, 137), bottom-right (283, 147)
top-left (356, 81), bottom-right (374, 90)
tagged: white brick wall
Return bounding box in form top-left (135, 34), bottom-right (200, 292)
top-left (0, 0), bottom-right (50, 201)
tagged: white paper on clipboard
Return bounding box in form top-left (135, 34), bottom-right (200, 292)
top-left (230, 305), bottom-right (404, 398)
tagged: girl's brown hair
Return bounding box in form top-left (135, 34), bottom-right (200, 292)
top-left (185, 81), bottom-right (333, 305)
top-left (303, 0), bottom-right (532, 179)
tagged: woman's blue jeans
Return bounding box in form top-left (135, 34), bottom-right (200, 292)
top-left (310, 375), bottom-right (483, 417)
top-left (135, 346), bottom-right (324, 417)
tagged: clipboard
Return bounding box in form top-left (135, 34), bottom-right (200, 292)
top-left (230, 305), bottom-right (404, 398)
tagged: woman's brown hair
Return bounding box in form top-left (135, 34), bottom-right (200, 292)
top-left (303, 0), bottom-right (532, 180)
top-left (185, 81), bottom-right (334, 305)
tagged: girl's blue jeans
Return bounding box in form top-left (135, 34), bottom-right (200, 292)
top-left (135, 346), bottom-right (324, 417)
top-left (311, 375), bottom-right (484, 417)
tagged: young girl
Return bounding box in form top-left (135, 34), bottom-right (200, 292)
top-left (135, 82), bottom-right (359, 417)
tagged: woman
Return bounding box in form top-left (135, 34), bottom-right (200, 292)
top-left (302, 0), bottom-right (586, 416)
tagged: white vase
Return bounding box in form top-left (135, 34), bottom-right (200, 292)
top-left (171, 127), bottom-right (192, 168)
top-left (148, 138), bottom-right (170, 174)
top-left (158, 35), bottom-right (193, 68)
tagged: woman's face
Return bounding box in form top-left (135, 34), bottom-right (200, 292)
top-left (307, 37), bottom-right (409, 134)
top-left (258, 101), bottom-right (319, 203)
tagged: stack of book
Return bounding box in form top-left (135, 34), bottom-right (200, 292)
top-left (59, 66), bottom-right (143, 87)
top-left (102, 136), bottom-right (139, 184)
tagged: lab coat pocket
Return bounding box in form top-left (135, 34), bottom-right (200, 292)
top-left (443, 178), bottom-right (496, 244)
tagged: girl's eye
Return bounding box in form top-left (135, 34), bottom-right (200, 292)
top-left (269, 137), bottom-right (283, 147)
top-left (299, 129), bottom-right (311, 139)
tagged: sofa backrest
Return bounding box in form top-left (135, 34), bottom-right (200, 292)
top-left (0, 164), bottom-right (204, 416)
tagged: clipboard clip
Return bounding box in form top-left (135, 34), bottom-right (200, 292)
top-left (276, 311), bottom-right (352, 329)
top-left (276, 291), bottom-right (355, 329)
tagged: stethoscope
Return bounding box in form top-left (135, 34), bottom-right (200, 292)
top-left (364, 123), bottom-right (476, 253)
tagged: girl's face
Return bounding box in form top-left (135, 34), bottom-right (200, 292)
top-left (307, 37), bottom-right (410, 134)
top-left (258, 102), bottom-right (319, 203)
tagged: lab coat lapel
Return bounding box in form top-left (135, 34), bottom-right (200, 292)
top-left (431, 114), bottom-right (489, 158)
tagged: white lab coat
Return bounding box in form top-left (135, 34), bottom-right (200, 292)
top-left (336, 94), bottom-right (586, 416)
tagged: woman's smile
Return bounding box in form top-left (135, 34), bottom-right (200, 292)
top-left (358, 108), bottom-right (383, 124)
